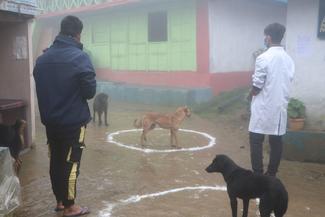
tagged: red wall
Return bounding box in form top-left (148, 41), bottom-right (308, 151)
top-left (96, 69), bottom-right (251, 94)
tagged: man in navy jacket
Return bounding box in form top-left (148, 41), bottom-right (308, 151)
top-left (34, 15), bottom-right (96, 217)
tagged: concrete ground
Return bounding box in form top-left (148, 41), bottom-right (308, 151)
top-left (14, 102), bottom-right (325, 217)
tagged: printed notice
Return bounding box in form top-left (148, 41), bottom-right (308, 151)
top-left (13, 36), bottom-right (28, 60)
top-left (296, 35), bottom-right (312, 58)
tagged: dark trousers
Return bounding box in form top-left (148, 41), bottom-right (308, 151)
top-left (46, 125), bottom-right (86, 207)
top-left (249, 132), bottom-right (283, 176)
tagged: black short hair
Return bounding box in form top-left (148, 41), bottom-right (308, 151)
top-left (60, 15), bottom-right (83, 37)
top-left (264, 23), bottom-right (286, 44)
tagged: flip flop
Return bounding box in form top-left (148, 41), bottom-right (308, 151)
top-left (63, 207), bottom-right (90, 217)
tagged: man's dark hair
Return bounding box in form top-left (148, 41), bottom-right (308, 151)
top-left (60, 15), bottom-right (83, 37)
top-left (264, 23), bottom-right (286, 44)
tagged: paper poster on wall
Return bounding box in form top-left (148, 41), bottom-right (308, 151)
top-left (13, 36), bottom-right (28, 60)
top-left (296, 35), bottom-right (312, 58)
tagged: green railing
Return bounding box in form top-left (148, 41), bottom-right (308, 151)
top-left (36, 0), bottom-right (109, 13)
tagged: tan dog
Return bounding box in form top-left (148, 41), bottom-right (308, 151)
top-left (134, 106), bottom-right (191, 148)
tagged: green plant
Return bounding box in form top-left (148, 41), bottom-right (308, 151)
top-left (288, 98), bottom-right (306, 119)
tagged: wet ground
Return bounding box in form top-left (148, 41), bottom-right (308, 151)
top-left (15, 102), bottom-right (325, 217)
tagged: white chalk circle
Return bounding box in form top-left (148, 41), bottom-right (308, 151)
top-left (107, 128), bottom-right (216, 153)
top-left (99, 185), bottom-right (227, 217)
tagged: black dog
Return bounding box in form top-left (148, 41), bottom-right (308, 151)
top-left (206, 155), bottom-right (288, 217)
top-left (0, 119), bottom-right (26, 173)
top-left (93, 93), bottom-right (109, 126)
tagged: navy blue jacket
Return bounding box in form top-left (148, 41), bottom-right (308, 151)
top-left (33, 35), bottom-right (96, 128)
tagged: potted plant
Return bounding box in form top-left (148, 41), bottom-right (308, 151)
top-left (287, 98), bottom-right (306, 131)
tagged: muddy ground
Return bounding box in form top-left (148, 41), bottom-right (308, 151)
top-left (14, 101), bottom-right (325, 217)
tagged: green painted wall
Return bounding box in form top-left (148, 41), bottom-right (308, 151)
top-left (81, 0), bottom-right (197, 71)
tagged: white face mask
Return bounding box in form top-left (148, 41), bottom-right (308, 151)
top-left (264, 37), bottom-right (269, 48)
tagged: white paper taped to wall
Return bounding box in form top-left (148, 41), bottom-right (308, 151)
top-left (296, 35), bottom-right (312, 58)
top-left (13, 36), bottom-right (28, 60)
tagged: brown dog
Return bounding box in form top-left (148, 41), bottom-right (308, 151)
top-left (0, 119), bottom-right (27, 174)
top-left (134, 106), bottom-right (191, 148)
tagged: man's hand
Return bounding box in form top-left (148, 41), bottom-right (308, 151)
top-left (247, 86), bottom-right (261, 102)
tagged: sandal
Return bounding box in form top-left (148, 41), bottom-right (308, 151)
top-left (63, 207), bottom-right (90, 217)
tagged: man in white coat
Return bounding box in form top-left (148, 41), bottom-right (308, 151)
top-left (248, 23), bottom-right (295, 177)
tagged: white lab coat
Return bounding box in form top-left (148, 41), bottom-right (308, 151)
top-left (249, 46), bottom-right (295, 135)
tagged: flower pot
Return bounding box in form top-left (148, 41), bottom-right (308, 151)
top-left (288, 118), bottom-right (305, 131)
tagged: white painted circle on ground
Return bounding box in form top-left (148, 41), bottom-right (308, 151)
top-left (106, 128), bottom-right (216, 153)
top-left (99, 185), bottom-right (227, 217)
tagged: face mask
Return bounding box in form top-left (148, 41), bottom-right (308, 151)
top-left (264, 38), bottom-right (269, 48)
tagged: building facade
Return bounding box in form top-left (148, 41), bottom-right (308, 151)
top-left (34, 0), bottom-right (287, 104)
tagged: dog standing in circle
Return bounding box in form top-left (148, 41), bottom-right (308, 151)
top-left (93, 93), bottom-right (109, 126)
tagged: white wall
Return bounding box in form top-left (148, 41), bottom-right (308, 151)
top-left (209, 0), bottom-right (287, 72)
top-left (286, 0), bottom-right (325, 129)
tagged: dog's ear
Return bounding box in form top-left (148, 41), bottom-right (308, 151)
top-left (213, 155), bottom-right (228, 170)
top-left (184, 106), bottom-right (191, 116)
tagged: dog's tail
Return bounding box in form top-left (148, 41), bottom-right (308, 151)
top-left (273, 181), bottom-right (288, 217)
top-left (133, 118), bottom-right (142, 128)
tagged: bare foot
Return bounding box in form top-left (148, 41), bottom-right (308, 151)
top-left (63, 205), bottom-right (90, 217)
